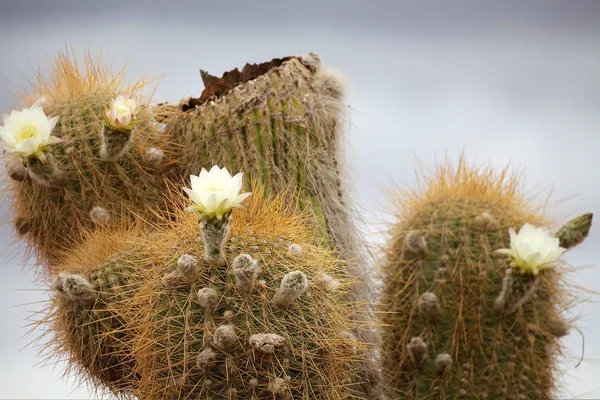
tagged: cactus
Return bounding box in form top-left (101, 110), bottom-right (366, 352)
top-left (380, 157), bottom-right (592, 399)
top-left (163, 55), bottom-right (381, 393)
top-left (5, 51), bottom-right (367, 279)
top-left (37, 227), bottom-right (151, 395)
top-left (37, 187), bottom-right (369, 399)
top-left (3, 50), bottom-right (173, 267)
top-left (4, 51), bottom-right (381, 396)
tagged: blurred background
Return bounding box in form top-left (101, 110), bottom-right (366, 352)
top-left (0, 1), bottom-right (599, 398)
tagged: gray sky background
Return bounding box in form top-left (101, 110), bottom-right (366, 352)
top-left (0, 1), bottom-right (599, 398)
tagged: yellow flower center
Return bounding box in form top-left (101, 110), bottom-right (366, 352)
top-left (206, 184), bottom-right (225, 192)
top-left (116, 106), bottom-right (131, 116)
top-left (17, 124), bottom-right (38, 142)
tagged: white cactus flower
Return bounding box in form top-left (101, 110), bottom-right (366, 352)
top-left (494, 223), bottom-right (566, 275)
top-left (0, 103), bottom-right (61, 161)
top-left (105, 95), bottom-right (138, 131)
top-left (183, 165), bottom-right (252, 219)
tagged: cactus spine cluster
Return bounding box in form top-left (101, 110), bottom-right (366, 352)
top-left (379, 158), bottom-right (592, 399)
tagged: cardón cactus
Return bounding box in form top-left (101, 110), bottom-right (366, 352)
top-left (36, 187), bottom-right (370, 399)
top-left (380, 157), bottom-right (592, 399)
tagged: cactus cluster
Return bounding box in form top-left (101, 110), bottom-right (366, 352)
top-left (2, 50), bottom-right (593, 400)
top-left (379, 158), bottom-right (592, 399)
top-left (40, 189), bottom-right (368, 399)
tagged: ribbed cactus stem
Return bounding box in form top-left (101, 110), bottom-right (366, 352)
top-left (26, 152), bottom-right (63, 188)
top-left (199, 215), bottom-right (231, 264)
top-left (381, 159), bottom-right (593, 399)
top-left (99, 124), bottom-right (134, 161)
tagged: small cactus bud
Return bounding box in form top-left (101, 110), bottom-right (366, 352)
top-left (222, 357), bottom-right (239, 378)
top-left (197, 287), bottom-right (219, 311)
top-left (232, 254), bottom-right (259, 295)
top-left (90, 206), bottom-right (110, 226)
top-left (475, 212), bottom-right (497, 229)
top-left (177, 254), bottom-right (199, 278)
top-left (547, 318), bottom-right (570, 338)
top-left (60, 273), bottom-right (96, 303)
top-left (249, 333), bottom-right (286, 354)
top-left (144, 147), bottom-right (164, 168)
top-left (248, 378), bottom-right (258, 388)
top-left (162, 271), bottom-right (183, 288)
top-left (196, 348), bottom-right (217, 372)
top-left (287, 243), bottom-right (302, 255)
top-left (406, 336), bottom-right (428, 369)
top-left (268, 377), bottom-right (286, 394)
top-left (274, 270), bottom-right (308, 307)
top-left (316, 272), bottom-right (340, 291)
top-left (6, 158), bottom-right (27, 182)
top-left (223, 310), bottom-right (235, 321)
top-left (404, 230), bottom-right (428, 255)
top-left (213, 324), bottom-right (237, 351)
top-left (340, 331), bottom-right (358, 356)
top-left (418, 292), bottom-right (440, 321)
top-left (434, 352), bottom-right (452, 374)
top-left (556, 213), bottom-right (593, 249)
top-left (52, 274), bottom-right (65, 293)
